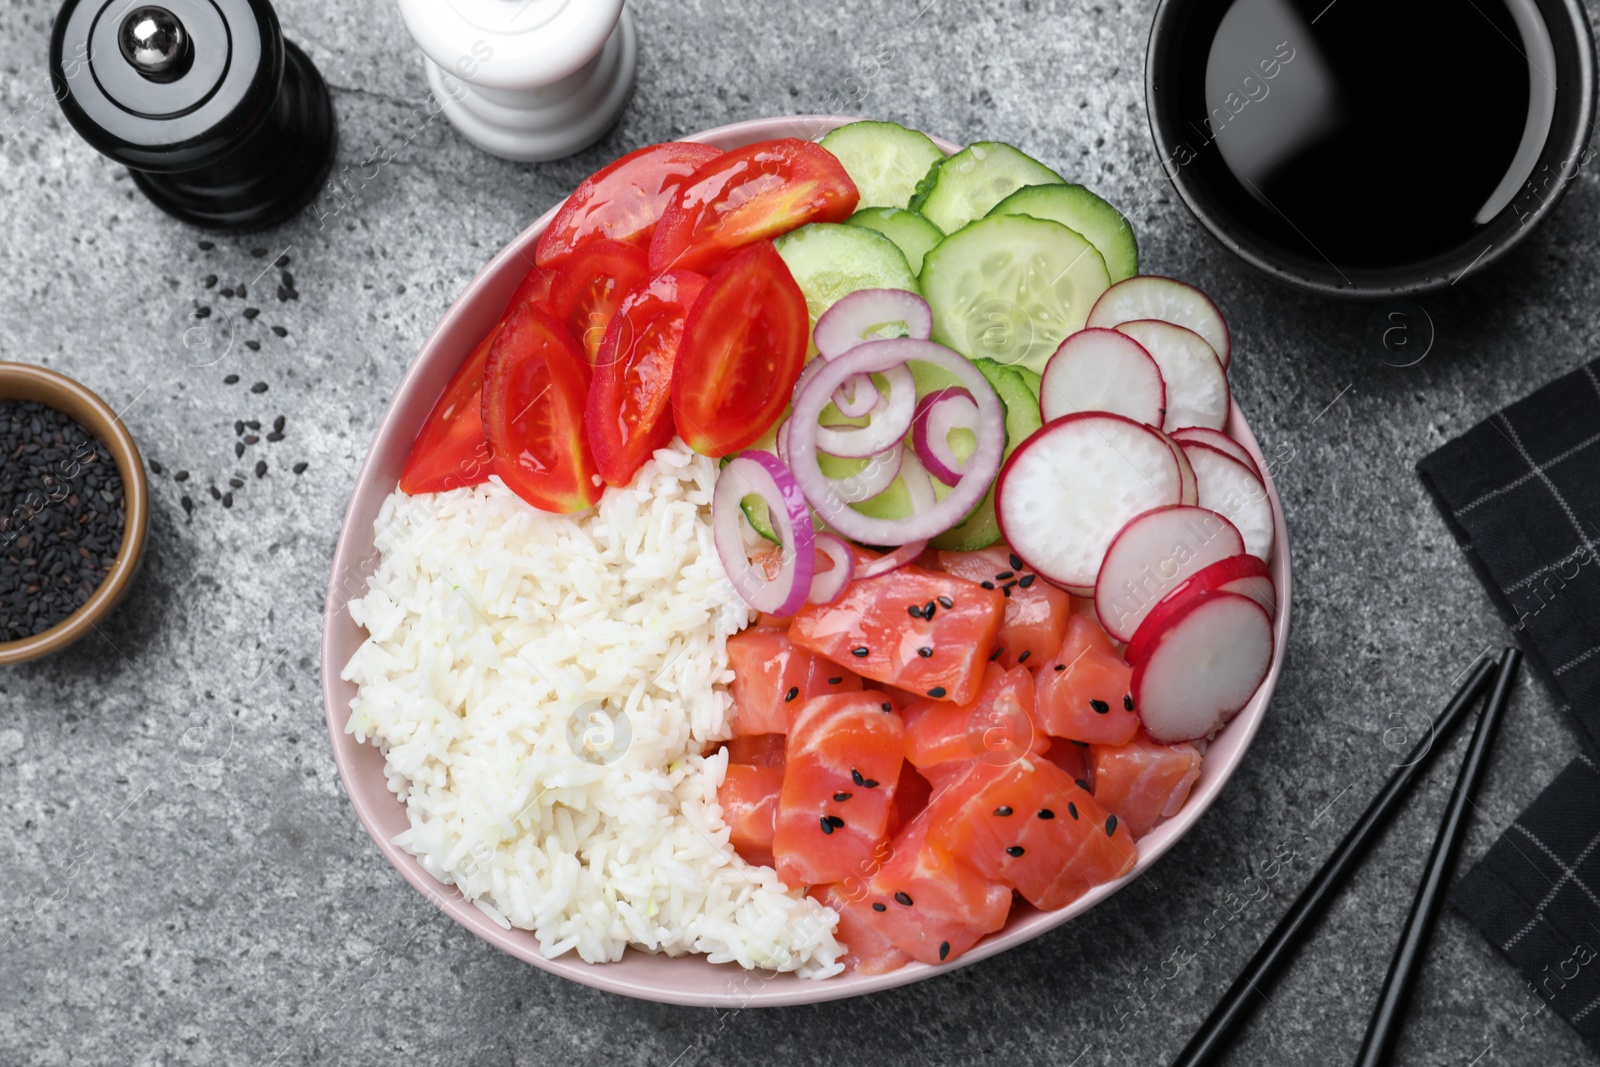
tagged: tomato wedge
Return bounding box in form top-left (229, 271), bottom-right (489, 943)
top-left (672, 241), bottom-right (808, 457)
top-left (504, 260), bottom-right (554, 314)
top-left (546, 240), bottom-right (651, 365)
top-left (482, 303), bottom-right (601, 514)
top-left (535, 141), bottom-right (724, 267)
top-left (399, 325), bottom-right (501, 495)
top-left (586, 269), bottom-right (709, 487)
top-left (648, 139), bottom-right (860, 274)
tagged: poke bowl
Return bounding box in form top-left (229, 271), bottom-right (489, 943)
top-left (322, 115), bottom-right (1293, 1007)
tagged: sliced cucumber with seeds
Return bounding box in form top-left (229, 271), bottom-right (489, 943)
top-left (1016, 366), bottom-right (1043, 403)
top-left (913, 142), bottom-right (1065, 235)
top-left (920, 214), bottom-right (1111, 374)
top-left (931, 358), bottom-right (1045, 551)
top-left (819, 121), bottom-right (948, 210)
top-left (846, 207), bottom-right (945, 275)
top-left (774, 223), bottom-right (918, 348)
top-left (988, 184), bottom-right (1140, 283)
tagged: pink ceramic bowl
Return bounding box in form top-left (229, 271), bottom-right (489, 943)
top-left (321, 115), bottom-right (1293, 1007)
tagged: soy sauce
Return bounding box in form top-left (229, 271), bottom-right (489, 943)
top-left (1170, 0), bottom-right (1557, 269)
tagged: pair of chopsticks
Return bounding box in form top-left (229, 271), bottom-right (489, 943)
top-left (1172, 646), bottom-right (1522, 1067)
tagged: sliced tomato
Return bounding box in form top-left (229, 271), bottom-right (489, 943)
top-left (928, 757), bottom-right (1138, 911)
top-left (400, 324), bottom-right (500, 495)
top-left (504, 261), bottom-right (555, 314)
top-left (727, 627), bottom-right (863, 736)
top-left (720, 763), bottom-right (784, 867)
top-left (789, 562), bottom-right (1006, 704)
top-left (545, 240), bottom-right (651, 365)
top-left (586, 269), bottom-right (709, 486)
top-left (535, 142), bottom-right (724, 267)
top-left (649, 138), bottom-right (860, 273)
top-left (900, 662), bottom-right (1045, 782)
top-left (1089, 735), bottom-right (1203, 838)
top-left (934, 548), bottom-right (1074, 669)
top-left (1034, 613), bottom-right (1140, 745)
top-left (815, 885), bottom-right (912, 976)
top-left (671, 241), bottom-right (808, 456)
top-left (482, 303), bottom-right (601, 514)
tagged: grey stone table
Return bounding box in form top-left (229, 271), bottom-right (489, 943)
top-left (2, 0), bottom-right (1596, 1064)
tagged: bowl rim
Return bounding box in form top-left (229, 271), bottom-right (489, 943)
top-left (1144, 0), bottom-right (1598, 299)
top-left (320, 114), bottom-right (1293, 1007)
top-left (0, 361), bottom-right (149, 666)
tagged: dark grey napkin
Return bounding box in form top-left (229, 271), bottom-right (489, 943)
top-left (1417, 357), bottom-right (1600, 1054)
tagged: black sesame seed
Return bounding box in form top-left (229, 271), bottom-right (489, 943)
top-left (149, 460), bottom-right (163, 475)
top-left (989, 647), bottom-right (1004, 662)
top-left (276, 254), bottom-right (291, 268)
top-left (939, 941), bottom-right (950, 961)
top-left (894, 892), bottom-right (913, 907)
top-left (980, 580), bottom-right (995, 590)
top-left (233, 442), bottom-right (245, 459)
top-left (852, 769), bottom-right (865, 786)
top-left (273, 415), bottom-right (286, 433)
top-left (862, 778), bottom-right (879, 789)
top-left (228, 477), bottom-right (244, 490)
top-left (924, 600), bottom-right (936, 619)
top-left (198, 240), bottom-right (214, 251)
top-left (203, 274), bottom-right (217, 288)
top-left (1002, 586), bottom-right (1013, 598)
top-left (872, 902), bottom-right (886, 912)
top-left (828, 676), bottom-right (843, 685)
top-left (251, 247), bottom-right (268, 257)
top-left (174, 471), bottom-right (189, 482)
top-left (193, 306), bottom-right (212, 319)
top-left (180, 495), bottom-right (193, 514)
top-left (1106, 815), bottom-right (1119, 836)
top-left (243, 307), bottom-right (260, 320)
top-left (244, 435), bottom-right (260, 445)
top-left (1123, 694), bottom-right (1134, 711)
top-left (851, 646), bottom-right (869, 658)
top-left (938, 596), bottom-right (953, 609)
top-left (224, 375), bottom-right (240, 386)
top-left (1019, 574), bottom-right (1036, 588)
top-left (926, 687), bottom-right (946, 698)
top-left (292, 462), bottom-right (308, 475)
top-left (917, 647), bottom-right (933, 659)
top-left (995, 570), bottom-right (1014, 581)
top-left (208, 485), bottom-right (221, 501)
top-left (907, 604), bottom-right (924, 619)
top-left (819, 817), bottom-right (834, 835)
top-left (880, 702), bottom-right (892, 713)
top-left (1054, 663), bottom-right (1066, 672)
top-left (1009, 553), bottom-right (1023, 570)
top-left (1005, 846), bottom-right (1025, 857)
top-left (993, 806), bottom-right (1013, 817)
top-left (833, 792), bottom-right (852, 802)
top-left (825, 815), bottom-right (845, 829)
top-left (1075, 778), bottom-right (1091, 791)
top-left (266, 432), bottom-right (283, 443)
top-left (244, 341), bottom-right (260, 352)
top-left (1017, 650), bottom-right (1032, 663)
top-left (251, 382), bottom-right (268, 394)
top-left (1038, 808), bottom-right (1055, 820)
top-left (270, 326), bottom-right (288, 338)
top-left (784, 686), bottom-right (800, 703)
top-left (221, 492), bottom-right (233, 508)
top-left (1071, 740), bottom-right (1089, 748)
top-left (1090, 699), bottom-right (1111, 714)
top-left (1068, 802), bottom-right (1079, 820)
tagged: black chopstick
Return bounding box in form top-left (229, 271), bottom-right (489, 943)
top-left (1169, 650), bottom-right (1502, 1067)
top-left (1352, 646), bottom-right (1522, 1067)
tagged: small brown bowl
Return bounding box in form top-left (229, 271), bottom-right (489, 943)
top-left (0, 362), bottom-right (149, 666)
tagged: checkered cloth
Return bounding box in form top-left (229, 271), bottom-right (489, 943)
top-left (1418, 358), bottom-right (1600, 1054)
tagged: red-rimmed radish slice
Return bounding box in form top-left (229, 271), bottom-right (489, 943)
top-left (1155, 428), bottom-right (1198, 506)
top-left (1094, 505), bottom-right (1246, 642)
top-left (1039, 328), bottom-right (1167, 427)
top-left (1087, 275), bottom-right (1231, 370)
top-left (813, 288), bottom-right (934, 359)
top-left (1127, 590), bottom-right (1273, 743)
top-left (1180, 441), bottom-right (1275, 561)
top-left (995, 412), bottom-right (1184, 596)
top-left (1170, 426), bottom-right (1260, 479)
top-left (1161, 553), bottom-right (1275, 619)
top-left (1114, 320), bottom-right (1229, 432)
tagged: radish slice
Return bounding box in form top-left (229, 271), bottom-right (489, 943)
top-left (1156, 428), bottom-right (1198, 506)
top-left (815, 364), bottom-right (917, 458)
top-left (814, 288), bottom-right (934, 359)
top-left (1114, 320), bottom-right (1229, 432)
top-left (833, 374), bottom-right (879, 417)
top-left (994, 412), bottom-right (1184, 595)
top-left (1094, 505), bottom-right (1246, 642)
top-left (714, 451), bottom-right (816, 615)
top-left (1039, 328), bottom-right (1167, 427)
top-left (1159, 553), bottom-right (1275, 620)
top-left (912, 387), bottom-right (980, 485)
top-left (1170, 426), bottom-right (1260, 479)
top-left (1128, 590), bottom-right (1273, 743)
top-left (1181, 441), bottom-right (1275, 561)
top-left (809, 533), bottom-right (856, 604)
top-left (1087, 275), bottom-right (1231, 370)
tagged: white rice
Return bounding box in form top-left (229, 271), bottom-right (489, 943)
top-left (341, 441), bottom-right (844, 977)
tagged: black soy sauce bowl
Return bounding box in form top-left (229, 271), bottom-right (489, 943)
top-left (1145, 0), bottom-right (1597, 298)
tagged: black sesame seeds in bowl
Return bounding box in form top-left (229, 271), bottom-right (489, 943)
top-left (0, 363), bottom-right (148, 666)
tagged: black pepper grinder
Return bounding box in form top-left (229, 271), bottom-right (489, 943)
top-left (50, 0), bottom-right (338, 232)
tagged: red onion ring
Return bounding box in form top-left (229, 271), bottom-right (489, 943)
top-left (713, 451), bottom-right (816, 615)
top-left (832, 374), bottom-right (879, 418)
top-left (856, 540), bottom-right (928, 580)
top-left (814, 289), bottom-right (934, 359)
top-left (808, 533), bottom-right (856, 604)
top-left (814, 363), bottom-right (916, 458)
top-left (912, 387), bottom-right (980, 486)
top-left (787, 339), bottom-right (1006, 545)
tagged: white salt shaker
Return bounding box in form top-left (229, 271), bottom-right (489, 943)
top-left (394, 0), bottom-right (636, 162)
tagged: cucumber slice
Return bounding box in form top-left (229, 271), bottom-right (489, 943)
top-left (846, 207), bottom-right (944, 275)
top-left (1016, 366), bottom-right (1043, 403)
top-left (920, 215), bottom-right (1111, 374)
top-left (774, 223), bottom-right (919, 344)
top-left (819, 121), bottom-right (948, 210)
top-left (914, 142), bottom-right (1065, 235)
top-left (931, 359), bottom-right (1045, 551)
top-left (988, 184), bottom-right (1139, 283)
